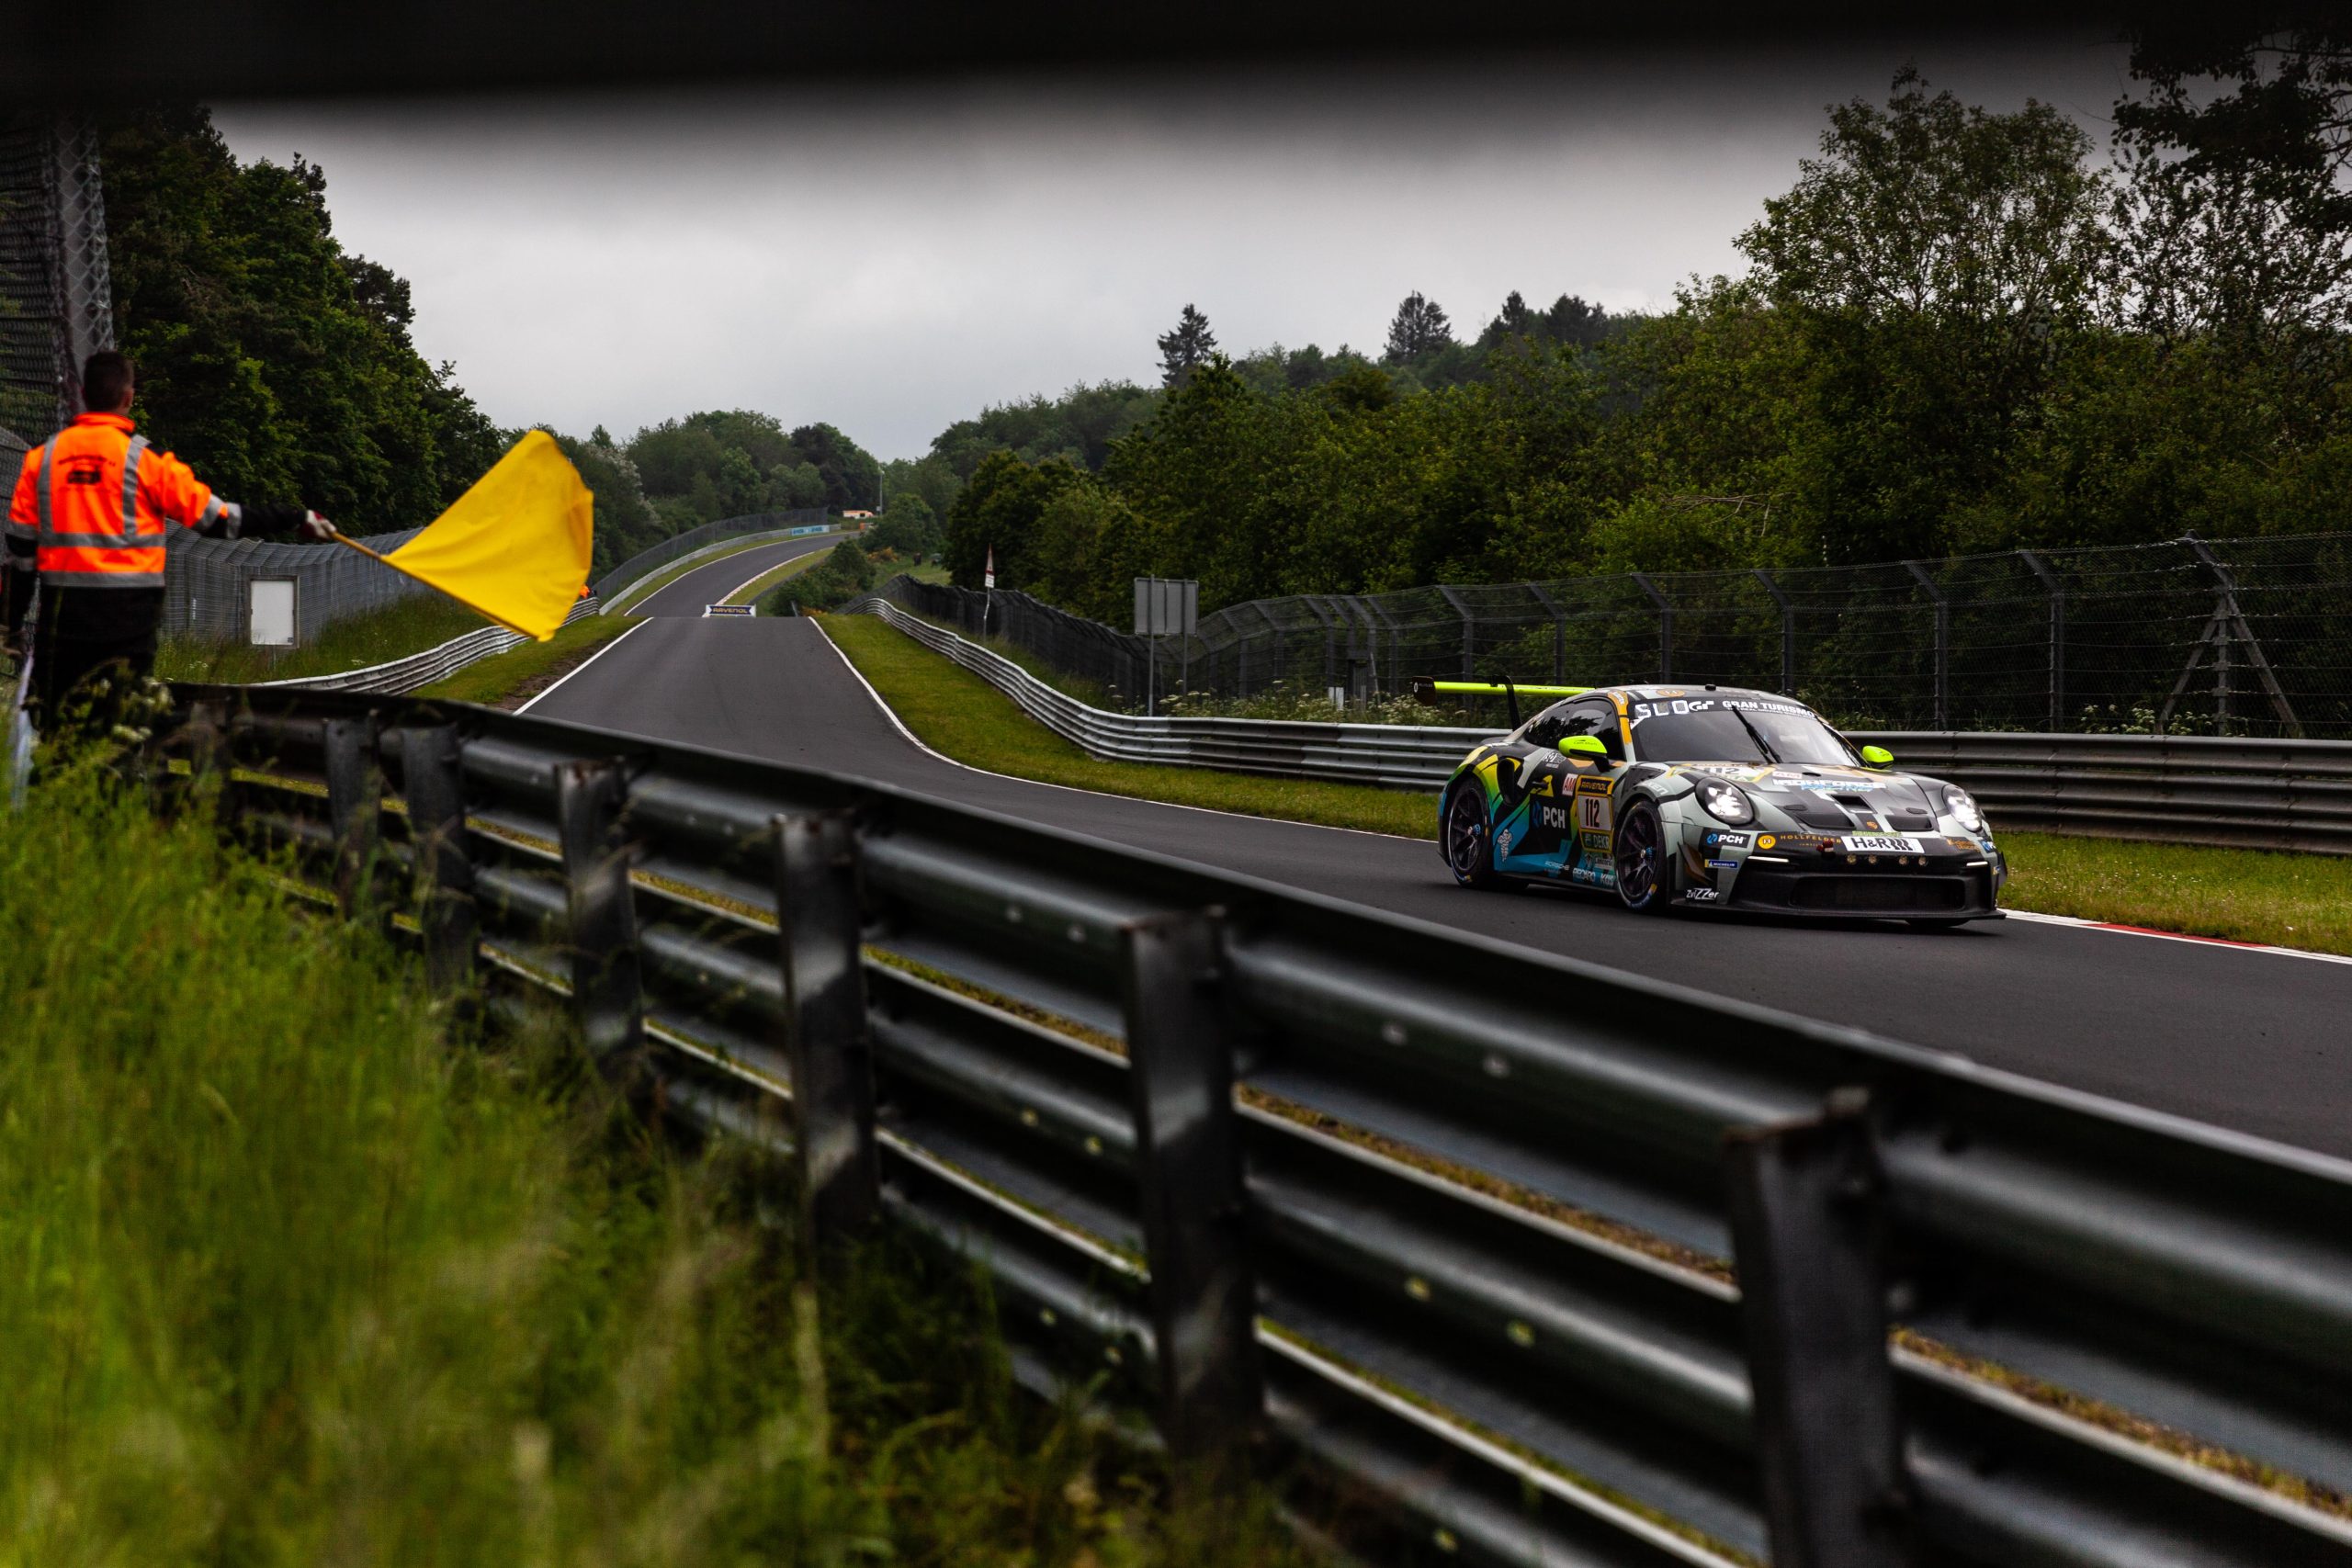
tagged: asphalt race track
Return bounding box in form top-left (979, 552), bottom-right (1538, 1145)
top-left (616, 532), bottom-right (843, 618)
top-left (538, 573), bottom-right (2352, 1157)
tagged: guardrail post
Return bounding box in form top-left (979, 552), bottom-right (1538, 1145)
top-left (397, 724), bottom-right (475, 993)
top-left (321, 716), bottom-right (381, 915)
top-left (1121, 907), bottom-right (1262, 1470)
top-left (555, 759), bottom-right (643, 1063)
top-left (775, 809), bottom-right (879, 1255)
top-left (1723, 1092), bottom-right (1912, 1568)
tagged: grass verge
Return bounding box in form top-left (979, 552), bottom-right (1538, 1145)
top-left (823, 613), bottom-right (1436, 837)
top-left (157, 592), bottom-right (492, 684)
top-left (723, 544), bottom-right (833, 604)
top-left (0, 762), bottom-right (1309, 1563)
top-left (413, 612), bottom-right (637, 707)
top-left (1997, 829), bottom-right (2352, 955)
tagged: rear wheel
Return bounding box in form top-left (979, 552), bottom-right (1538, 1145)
top-left (1442, 786), bottom-right (1503, 890)
top-left (1613, 799), bottom-right (1673, 916)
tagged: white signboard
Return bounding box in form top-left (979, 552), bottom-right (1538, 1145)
top-left (248, 578), bottom-right (297, 648)
top-left (1133, 577), bottom-right (1199, 637)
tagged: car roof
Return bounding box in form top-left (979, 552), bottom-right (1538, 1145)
top-left (1555, 684), bottom-right (1807, 707)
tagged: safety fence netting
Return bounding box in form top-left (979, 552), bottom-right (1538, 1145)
top-left (876, 531), bottom-right (2352, 737)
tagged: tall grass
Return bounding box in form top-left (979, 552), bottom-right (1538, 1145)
top-left (0, 768), bottom-right (1309, 1563)
top-left (157, 592), bottom-right (492, 684)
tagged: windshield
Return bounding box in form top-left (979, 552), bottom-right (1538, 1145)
top-left (1627, 695), bottom-right (1857, 766)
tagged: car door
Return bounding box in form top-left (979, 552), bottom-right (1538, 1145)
top-left (1557, 698), bottom-right (1627, 879)
top-left (1507, 702), bottom-right (1579, 866)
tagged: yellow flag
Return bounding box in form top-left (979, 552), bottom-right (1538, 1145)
top-left (344, 431), bottom-right (594, 641)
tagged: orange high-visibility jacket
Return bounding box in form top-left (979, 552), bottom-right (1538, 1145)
top-left (6, 412), bottom-right (234, 588)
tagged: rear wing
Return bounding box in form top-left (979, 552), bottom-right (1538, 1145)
top-left (1410, 678), bottom-right (1591, 728)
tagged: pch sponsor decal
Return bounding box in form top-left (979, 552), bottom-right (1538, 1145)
top-left (1701, 829), bottom-right (1751, 849)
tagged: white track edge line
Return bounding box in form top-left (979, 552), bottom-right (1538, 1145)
top-left (809, 618), bottom-right (1430, 843)
top-left (515, 618), bottom-right (650, 715)
top-left (2000, 908), bottom-right (2352, 966)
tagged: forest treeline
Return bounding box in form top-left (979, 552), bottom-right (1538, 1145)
top-left (900, 26), bottom-right (2352, 626)
top-left (92, 106), bottom-right (883, 580)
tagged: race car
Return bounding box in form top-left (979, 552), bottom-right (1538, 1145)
top-left (1426, 680), bottom-right (2005, 925)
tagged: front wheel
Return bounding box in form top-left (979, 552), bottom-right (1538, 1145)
top-left (1442, 785), bottom-right (1503, 889)
top-left (1613, 798), bottom-right (1674, 916)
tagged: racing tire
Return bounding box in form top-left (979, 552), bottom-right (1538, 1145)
top-left (1613, 798), bottom-right (1674, 916)
top-left (1442, 785), bottom-right (1505, 890)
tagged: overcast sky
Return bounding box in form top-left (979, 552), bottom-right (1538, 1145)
top-left (213, 35), bottom-right (2130, 462)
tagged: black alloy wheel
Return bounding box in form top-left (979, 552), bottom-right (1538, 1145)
top-left (1613, 798), bottom-right (1672, 915)
top-left (1442, 785), bottom-right (1503, 889)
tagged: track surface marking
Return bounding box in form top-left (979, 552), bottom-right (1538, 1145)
top-left (531, 615), bottom-right (2352, 1156)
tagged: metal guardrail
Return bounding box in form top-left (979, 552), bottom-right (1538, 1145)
top-left (144, 680), bottom-right (2352, 1568)
top-left (254, 597), bottom-right (601, 695)
top-left (854, 597), bottom-right (2352, 853)
top-left (851, 597), bottom-right (1494, 790)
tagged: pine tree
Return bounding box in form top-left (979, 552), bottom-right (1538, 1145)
top-left (1156, 303), bottom-right (1218, 387)
top-left (1494, 289), bottom-right (1533, 336)
top-left (1384, 291), bottom-right (1454, 361)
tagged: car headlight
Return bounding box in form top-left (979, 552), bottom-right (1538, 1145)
top-left (1943, 786), bottom-right (1984, 833)
top-left (1695, 780), bottom-right (1754, 826)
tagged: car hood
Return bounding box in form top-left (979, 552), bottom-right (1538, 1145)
top-left (1663, 761), bottom-right (1947, 835)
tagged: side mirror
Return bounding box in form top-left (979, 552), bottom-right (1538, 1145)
top-left (1560, 735), bottom-right (1610, 761)
top-left (1860, 744), bottom-right (1894, 769)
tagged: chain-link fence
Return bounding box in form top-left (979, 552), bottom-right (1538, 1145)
top-left (592, 508), bottom-right (831, 604)
top-left (0, 112), bottom-right (112, 461)
top-left (878, 531), bottom-right (2352, 737)
top-left (162, 525), bottom-right (433, 642)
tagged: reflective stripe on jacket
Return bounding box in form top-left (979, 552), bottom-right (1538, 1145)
top-left (6, 412), bottom-right (232, 588)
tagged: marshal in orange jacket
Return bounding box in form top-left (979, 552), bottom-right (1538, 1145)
top-left (6, 412), bottom-right (241, 586)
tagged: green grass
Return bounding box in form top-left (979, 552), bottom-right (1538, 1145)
top-left (0, 762), bottom-right (1310, 1563)
top-left (823, 613), bottom-right (1437, 836)
top-left (158, 592), bottom-right (493, 684)
top-left (413, 611), bottom-right (637, 706)
top-left (723, 545), bottom-right (834, 605)
top-left (1998, 830), bottom-right (2352, 955)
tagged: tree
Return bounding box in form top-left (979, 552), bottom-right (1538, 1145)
top-left (941, 452), bottom-right (1084, 591)
top-left (2112, 17), bottom-right (2352, 355)
top-left (1487, 290), bottom-right (1535, 340)
top-left (1156, 303), bottom-right (1218, 387)
top-left (1740, 68), bottom-right (2110, 328)
top-left (96, 104), bottom-right (504, 532)
top-left (866, 492), bottom-right (942, 558)
top-left (1384, 291), bottom-right (1454, 361)
top-left (788, 422), bottom-right (881, 511)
